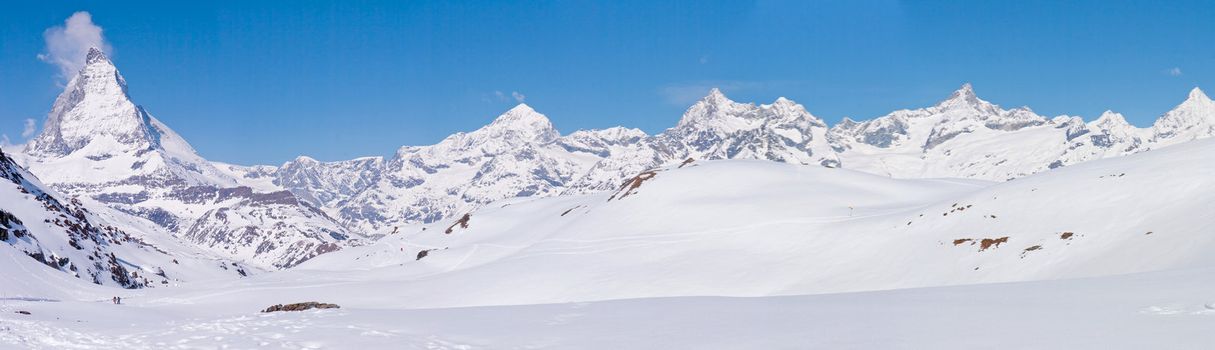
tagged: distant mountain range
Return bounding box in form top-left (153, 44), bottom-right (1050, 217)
top-left (6, 47), bottom-right (1214, 274)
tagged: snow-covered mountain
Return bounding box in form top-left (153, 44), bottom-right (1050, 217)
top-left (18, 48), bottom-right (361, 269)
top-left (6, 53), bottom-right (1215, 349)
top-left (567, 88), bottom-right (839, 192)
top-left (15, 48), bottom-right (1215, 269)
top-left (296, 137), bottom-right (1215, 307)
top-left (1, 147), bottom-right (252, 291)
top-left (228, 85), bottom-right (1215, 234)
top-left (333, 104), bottom-right (612, 233)
top-left (830, 84), bottom-right (1215, 180)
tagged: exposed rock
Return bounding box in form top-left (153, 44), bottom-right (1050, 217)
top-left (261, 302), bottom-right (340, 313)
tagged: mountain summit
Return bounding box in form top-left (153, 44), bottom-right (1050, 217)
top-left (19, 47), bottom-right (360, 269)
top-left (27, 47), bottom-right (155, 157)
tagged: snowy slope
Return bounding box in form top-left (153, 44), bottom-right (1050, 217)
top-left (18, 48), bottom-right (361, 269)
top-left (276, 137), bottom-right (1214, 309)
top-left (4, 266), bottom-right (1215, 349)
top-left (3, 138), bottom-right (1214, 348)
top-left (0, 147), bottom-right (254, 295)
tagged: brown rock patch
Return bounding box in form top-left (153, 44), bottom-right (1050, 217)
top-left (262, 302), bottom-right (340, 313)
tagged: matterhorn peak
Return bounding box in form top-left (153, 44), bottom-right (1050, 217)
top-left (85, 47), bottom-right (110, 65)
top-left (25, 46), bottom-right (148, 158)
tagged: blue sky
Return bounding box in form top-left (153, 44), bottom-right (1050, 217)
top-left (1, 1), bottom-right (1212, 165)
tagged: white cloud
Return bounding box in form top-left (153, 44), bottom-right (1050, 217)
top-left (21, 119), bottom-right (36, 139)
top-left (0, 134), bottom-right (10, 148)
top-left (38, 11), bottom-right (111, 82)
top-left (484, 90), bottom-right (527, 104)
top-left (1167, 67), bottom-right (1183, 77)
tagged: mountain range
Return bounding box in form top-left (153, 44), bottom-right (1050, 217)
top-left (7, 47), bottom-right (1215, 275)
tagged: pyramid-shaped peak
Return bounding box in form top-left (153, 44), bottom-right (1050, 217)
top-left (1187, 87), bottom-right (1210, 102)
top-left (507, 102), bottom-right (535, 113)
top-left (948, 83), bottom-right (977, 100)
top-left (292, 155), bottom-right (320, 164)
top-left (492, 103), bottom-right (550, 125)
top-left (702, 88), bottom-right (733, 104)
top-left (935, 82), bottom-right (1000, 112)
top-left (474, 103), bottom-right (559, 144)
top-left (1094, 111), bottom-right (1129, 125)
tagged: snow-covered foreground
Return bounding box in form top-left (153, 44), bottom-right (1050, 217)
top-left (2, 267), bottom-right (1215, 349)
top-left (2, 138), bottom-right (1214, 348)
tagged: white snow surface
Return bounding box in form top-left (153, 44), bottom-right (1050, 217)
top-left (2, 137), bottom-right (1214, 348)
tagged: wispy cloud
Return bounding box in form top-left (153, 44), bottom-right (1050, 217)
top-left (1166, 67), bottom-right (1183, 77)
top-left (39, 11), bottom-right (111, 82)
top-left (485, 90), bottom-right (527, 103)
top-left (21, 119), bottom-right (36, 138)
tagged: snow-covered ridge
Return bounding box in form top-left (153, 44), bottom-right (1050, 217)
top-left (219, 84), bottom-right (1215, 235)
top-left (1, 147), bottom-right (253, 293)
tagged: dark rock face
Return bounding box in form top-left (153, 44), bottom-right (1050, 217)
top-left (0, 148), bottom-right (155, 289)
top-left (261, 302), bottom-right (340, 313)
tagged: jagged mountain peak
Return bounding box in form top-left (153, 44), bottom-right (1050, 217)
top-left (1090, 111), bottom-right (1132, 130)
top-left (1179, 87), bottom-right (1213, 108)
top-left (1095, 110), bottom-right (1127, 122)
top-left (935, 83), bottom-right (992, 111)
top-left (291, 155), bottom-right (321, 165)
top-left (674, 88), bottom-right (752, 130)
top-left (704, 88), bottom-right (731, 104)
top-left (1152, 86), bottom-right (1215, 143)
top-left (489, 103), bottom-right (551, 127)
top-left (478, 103), bottom-right (558, 142)
top-left (25, 47), bottom-right (147, 158)
top-left (1187, 87), bottom-right (1209, 102)
top-left (85, 47), bottom-right (110, 65)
